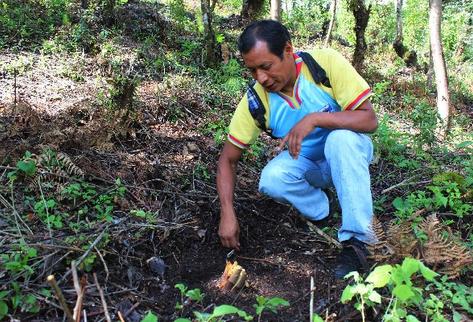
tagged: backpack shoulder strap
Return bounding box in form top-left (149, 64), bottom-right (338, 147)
top-left (247, 80), bottom-right (276, 139)
top-left (298, 51), bottom-right (331, 88)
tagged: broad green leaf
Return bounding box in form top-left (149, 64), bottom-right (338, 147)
top-left (368, 290), bottom-right (382, 303)
top-left (392, 197), bottom-right (405, 210)
top-left (267, 297), bottom-right (289, 308)
top-left (186, 289), bottom-right (203, 301)
top-left (366, 265), bottom-right (393, 288)
top-left (341, 285), bottom-right (355, 303)
top-left (353, 283), bottom-right (369, 295)
top-left (418, 262), bottom-right (437, 281)
top-left (193, 311), bottom-right (210, 321)
top-left (27, 247), bottom-right (37, 258)
top-left (406, 315), bottom-right (420, 322)
top-left (401, 258), bottom-right (419, 278)
top-left (312, 314), bottom-right (324, 322)
top-left (211, 304), bottom-right (243, 317)
top-left (255, 295), bottom-right (265, 305)
top-left (17, 159), bottom-right (36, 176)
top-left (396, 307), bottom-right (407, 318)
top-left (391, 268), bottom-right (405, 285)
top-left (0, 301), bottom-right (8, 319)
top-left (141, 311), bottom-right (158, 322)
top-left (393, 284), bottom-right (415, 302)
top-left (0, 291), bottom-right (8, 299)
top-left (175, 284), bottom-right (187, 294)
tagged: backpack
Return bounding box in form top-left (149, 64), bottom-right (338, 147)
top-left (247, 51), bottom-right (331, 138)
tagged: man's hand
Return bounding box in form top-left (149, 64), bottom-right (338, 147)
top-left (219, 210), bottom-right (240, 250)
top-left (278, 114), bottom-right (316, 159)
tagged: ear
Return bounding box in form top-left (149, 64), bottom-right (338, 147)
top-left (284, 41), bottom-right (293, 55)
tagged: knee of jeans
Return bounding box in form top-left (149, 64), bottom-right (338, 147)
top-left (259, 163), bottom-right (291, 198)
top-left (325, 129), bottom-right (361, 156)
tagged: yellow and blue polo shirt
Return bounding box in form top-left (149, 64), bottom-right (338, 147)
top-left (228, 48), bottom-right (372, 161)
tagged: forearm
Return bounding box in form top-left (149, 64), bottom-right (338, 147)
top-left (217, 143), bottom-right (241, 216)
top-left (217, 160), bottom-right (237, 213)
top-left (310, 111), bottom-right (378, 133)
top-left (309, 101), bottom-right (378, 133)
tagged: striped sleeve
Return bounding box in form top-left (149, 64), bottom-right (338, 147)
top-left (227, 94), bottom-right (262, 149)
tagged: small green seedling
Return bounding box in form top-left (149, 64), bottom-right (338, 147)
top-left (253, 296), bottom-right (289, 321)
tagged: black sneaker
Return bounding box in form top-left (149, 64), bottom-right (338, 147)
top-left (334, 237), bottom-right (370, 279)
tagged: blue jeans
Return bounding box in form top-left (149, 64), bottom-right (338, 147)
top-left (259, 129), bottom-right (375, 243)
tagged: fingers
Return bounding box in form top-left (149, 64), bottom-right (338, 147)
top-left (287, 131), bottom-right (301, 159)
top-left (278, 136), bottom-right (288, 151)
top-left (220, 236), bottom-right (240, 250)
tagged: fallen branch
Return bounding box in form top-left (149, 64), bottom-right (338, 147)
top-left (94, 246), bottom-right (109, 283)
top-left (72, 261), bottom-right (86, 322)
top-left (309, 276), bottom-right (314, 322)
top-left (93, 273), bottom-right (112, 322)
top-left (123, 301), bottom-right (141, 318)
top-left (47, 275), bottom-right (74, 322)
top-left (117, 311), bottom-right (125, 322)
top-left (381, 178), bottom-right (432, 194)
top-left (305, 221), bottom-right (342, 249)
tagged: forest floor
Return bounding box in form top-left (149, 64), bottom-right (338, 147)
top-left (0, 48), bottom-right (405, 321)
top-left (0, 49), bottom-right (368, 321)
top-left (1, 3), bottom-right (472, 321)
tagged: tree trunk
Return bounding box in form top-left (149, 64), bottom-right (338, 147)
top-left (324, 0), bottom-right (337, 47)
top-left (392, 0), bottom-right (418, 68)
top-left (393, 0), bottom-right (405, 56)
top-left (241, 0), bottom-right (265, 21)
top-left (395, 0), bottom-right (403, 42)
top-left (348, 0), bottom-right (371, 71)
top-left (201, 0), bottom-right (218, 67)
top-left (270, 0), bottom-right (281, 21)
top-left (429, 0), bottom-right (450, 133)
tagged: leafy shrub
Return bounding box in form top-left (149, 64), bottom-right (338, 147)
top-left (0, 0), bottom-right (71, 48)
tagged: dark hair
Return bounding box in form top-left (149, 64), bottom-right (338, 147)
top-left (238, 20), bottom-right (291, 60)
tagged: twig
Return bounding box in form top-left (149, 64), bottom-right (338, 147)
top-left (13, 67), bottom-right (17, 107)
top-left (59, 229), bottom-right (107, 284)
top-left (37, 178), bottom-right (53, 240)
top-left (47, 275), bottom-right (74, 322)
top-left (117, 311), bottom-right (125, 322)
top-left (236, 255), bottom-right (280, 265)
top-left (0, 192), bottom-right (33, 235)
top-left (309, 276), bottom-right (314, 322)
top-left (93, 273), bottom-right (112, 322)
top-left (123, 301), bottom-right (141, 318)
top-left (94, 246), bottom-right (109, 283)
top-left (381, 177), bottom-right (432, 194)
top-left (305, 221), bottom-right (342, 249)
top-left (72, 261), bottom-right (85, 322)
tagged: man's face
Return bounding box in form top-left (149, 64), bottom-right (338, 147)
top-left (242, 40), bottom-right (295, 93)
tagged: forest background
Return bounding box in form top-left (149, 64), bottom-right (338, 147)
top-left (0, 0), bottom-right (472, 321)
